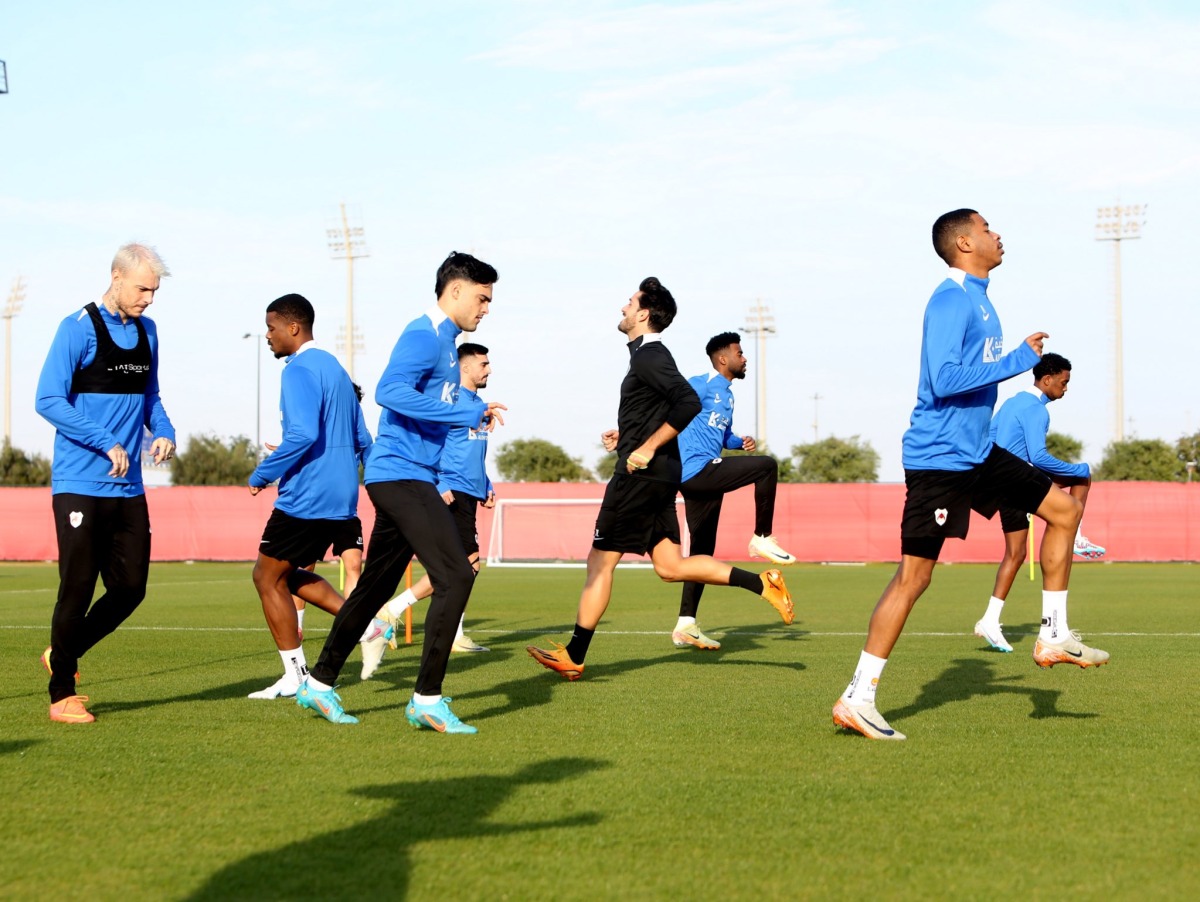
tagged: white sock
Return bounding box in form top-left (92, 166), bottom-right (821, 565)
top-left (675, 616), bottom-right (696, 631)
top-left (983, 595), bottom-right (1005, 625)
top-left (1040, 590), bottom-right (1069, 641)
top-left (454, 615), bottom-right (466, 643)
top-left (278, 647), bottom-right (308, 684)
top-left (306, 676), bottom-right (332, 692)
top-left (1075, 525), bottom-right (1083, 543)
top-left (295, 608), bottom-right (305, 631)
top-left (413, 692), bottom-right (441, 705)
top-left (843, 651), bottom-right (887, 705)
top-left (386, 589), bottom-right (419, 618)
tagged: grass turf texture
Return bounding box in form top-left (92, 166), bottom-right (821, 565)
top-left (1, 561), bottom-right (1197, 901)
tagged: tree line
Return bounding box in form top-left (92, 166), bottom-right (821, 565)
top-left (3, 430), bottom-right (1199, 486)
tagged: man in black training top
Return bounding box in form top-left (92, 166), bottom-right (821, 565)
top-left (527, 277), bottom-right (794, 680)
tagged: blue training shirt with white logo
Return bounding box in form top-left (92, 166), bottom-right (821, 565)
top-left (435, 387), bottom-right (494, 500)
top-left (990, 390), bottom-right (1090, 480)
top-left (902, 268), bottom-right (1040, 471)
top-left (248, 343), bottom-right (371, 520)
top-left (35, 305), bottom-right (175, 497)
top-left (677, 372), bottom-right (746, 482)
top-left (366, 306), bottom-right (487, 485)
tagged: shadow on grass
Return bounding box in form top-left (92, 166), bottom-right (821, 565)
top-left (453, 632), bottom-right (804, 722)
top-left (0, 739), bottom-right (42, 756)
top-left (0, 650), bottom-right (270, 704)
top-left (884, 657), bottom-right (1099, 724)
top-left (90, 675), bottom-right (297, 715)
top-left (184, 756), bottom-right (610, 901)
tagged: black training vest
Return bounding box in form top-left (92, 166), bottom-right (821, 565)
top-left (69, 303), bottom-right (152, 395)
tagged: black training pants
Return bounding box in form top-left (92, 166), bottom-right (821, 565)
top-left (678, 455), bottom-right (778, 617)
top-left (310, 479), bottom-right (475, 696)
top-left (49, 493), bottom-right (151, 702)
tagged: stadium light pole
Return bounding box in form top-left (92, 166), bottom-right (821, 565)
top-left (811, 392), bottom-right (822, 442)
top-left (3, 276), bottom-right (26, 445)
top-left (742, 299), bottom-right (776, 448)
top-left (326, 203), bottom-right (368, 380)
top-left (242, 332), bottom-right (262, 454)
top-left (1095, 203), bottom-right (1146, 442)
top-left (0, 59), bottom-right (9, 94)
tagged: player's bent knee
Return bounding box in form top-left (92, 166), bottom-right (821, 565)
top-left (1039, 491), bottom-right (1082, 529)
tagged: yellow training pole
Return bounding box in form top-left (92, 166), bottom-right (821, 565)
top-left (339, 558), bottom-right (345, 592)
top-left (404, 562), bottom-right (414, 645)
top-left (1027, 514), bottom-right (1036, 581)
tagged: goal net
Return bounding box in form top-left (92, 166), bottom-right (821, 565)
top-left (485, 497), bottom-right (689, 568)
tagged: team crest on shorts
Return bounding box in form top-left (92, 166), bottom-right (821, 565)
top-left (69, 511), bottom-right (84, 528)
top-left (934, 508), bottom-right (948, 526)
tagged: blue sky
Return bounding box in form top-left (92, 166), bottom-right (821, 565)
top-left (2, 0), bottom-right (1198, 481)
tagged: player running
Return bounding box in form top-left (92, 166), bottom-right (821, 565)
top-left (668, 330), bottom-right (796, 650)
top-left (296, 251), bottom-right (505, 733)
top-left (245, 294), bottom-right (372, 700)
top-left (526, 278), bottom-right (793, 681)
top-left (973, 352), bottom-right (1104, 653)
top-left (364, 342), bottom-right (499, 678)
top-left (832, 209), bottom-right (1109, 742)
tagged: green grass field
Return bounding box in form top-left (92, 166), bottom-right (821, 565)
top-left (1, 560), bottom-right (1197, 901)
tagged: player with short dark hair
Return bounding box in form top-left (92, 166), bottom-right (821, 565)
top-left (526, 278), bottom-right (794, 681)
top-left (670, 331), bottom-right (796, 650)
top-left (244, 293), bottom-right (372, 700)
top-left (973, 352), bottom-right (1104, 653)
top-left (832, 210), bottom-right (1108, 742)
top-left (35, 242), bottom-right (176, 724)
top-left (365, 342), bottom-right (499, 676)
top-left (297, 251), bottom-right (505, 733)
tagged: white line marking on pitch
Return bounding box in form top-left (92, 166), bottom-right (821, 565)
top-left (2, 625), bottom-right (1196, 638)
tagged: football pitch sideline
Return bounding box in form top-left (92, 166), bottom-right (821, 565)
top-left (1, 561), bottom-right (1197, 901)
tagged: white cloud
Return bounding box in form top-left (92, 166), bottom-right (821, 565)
top-left (477, 0), bottom-right (865, 72)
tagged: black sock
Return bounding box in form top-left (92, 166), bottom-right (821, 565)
top-left (565, 624), bottom-right (595, 664)
top-left (728, 567), bottom-right (763, 594)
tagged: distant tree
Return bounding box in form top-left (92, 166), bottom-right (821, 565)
top-left (496, 438), bottom-right (593, 483)
top-left (1175, 430), bottom-right (1200, 482)
top-left (0, 440), bottom-right (52, 486)
top-left (171, 434), bottom-right (259, 486)
top-left (1093, 438), bottom-right (1177, 481)
top-left (787, 435), bottom-right (879, 483)
top-left (1045, 431), bottom-right (1084, 464)
top-left (595, 451), bottom-right (618, 481)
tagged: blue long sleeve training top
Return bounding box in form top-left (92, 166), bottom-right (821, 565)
top-left (677, 373), bottom-right (745, 482)
top-left (248, 344), bottom-right (371, 520)
top-left (35, 304), bottom-right (175, 497)
top-left (366, 306), bottom-right (487, 485)
top-left (990, 390), bottom-right (1090, 480)
top-left (901, 269), bottom-right (1040, 471)
top-left (435, 387), bottom-right (494, 500)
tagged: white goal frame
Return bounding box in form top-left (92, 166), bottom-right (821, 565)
top-left (485, 497), bottom-right (689, 568)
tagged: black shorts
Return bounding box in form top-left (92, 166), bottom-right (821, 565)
top-left (328, 517), bottom-right (364, 558)
top-left (259, 509), bottom-right (363, 568)
top-left (900, 445), bottom-right (1051, 558)
top-left (999, 506), bottom-right (1033, 534)
top-left (998, 464), bottom-right (1087, 534)
top-left (592, 474), bottom-right (680, 555)
top-left (446, 490), bottom-right (481, 556)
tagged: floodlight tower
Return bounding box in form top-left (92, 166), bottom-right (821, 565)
top-left (326, 203), bottom-right (368, 380)
top-left (1095, 203), bottom-right (1146, 442)
top-left (742, 299), bottom-right (776, 447)
top-left (1, 60), bottom-right (9, 94)
top-left (3, 276), bottom-right (26, 444)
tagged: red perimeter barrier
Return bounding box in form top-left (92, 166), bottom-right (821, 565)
top-left (1, 482), bottom-right (1198, 563)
